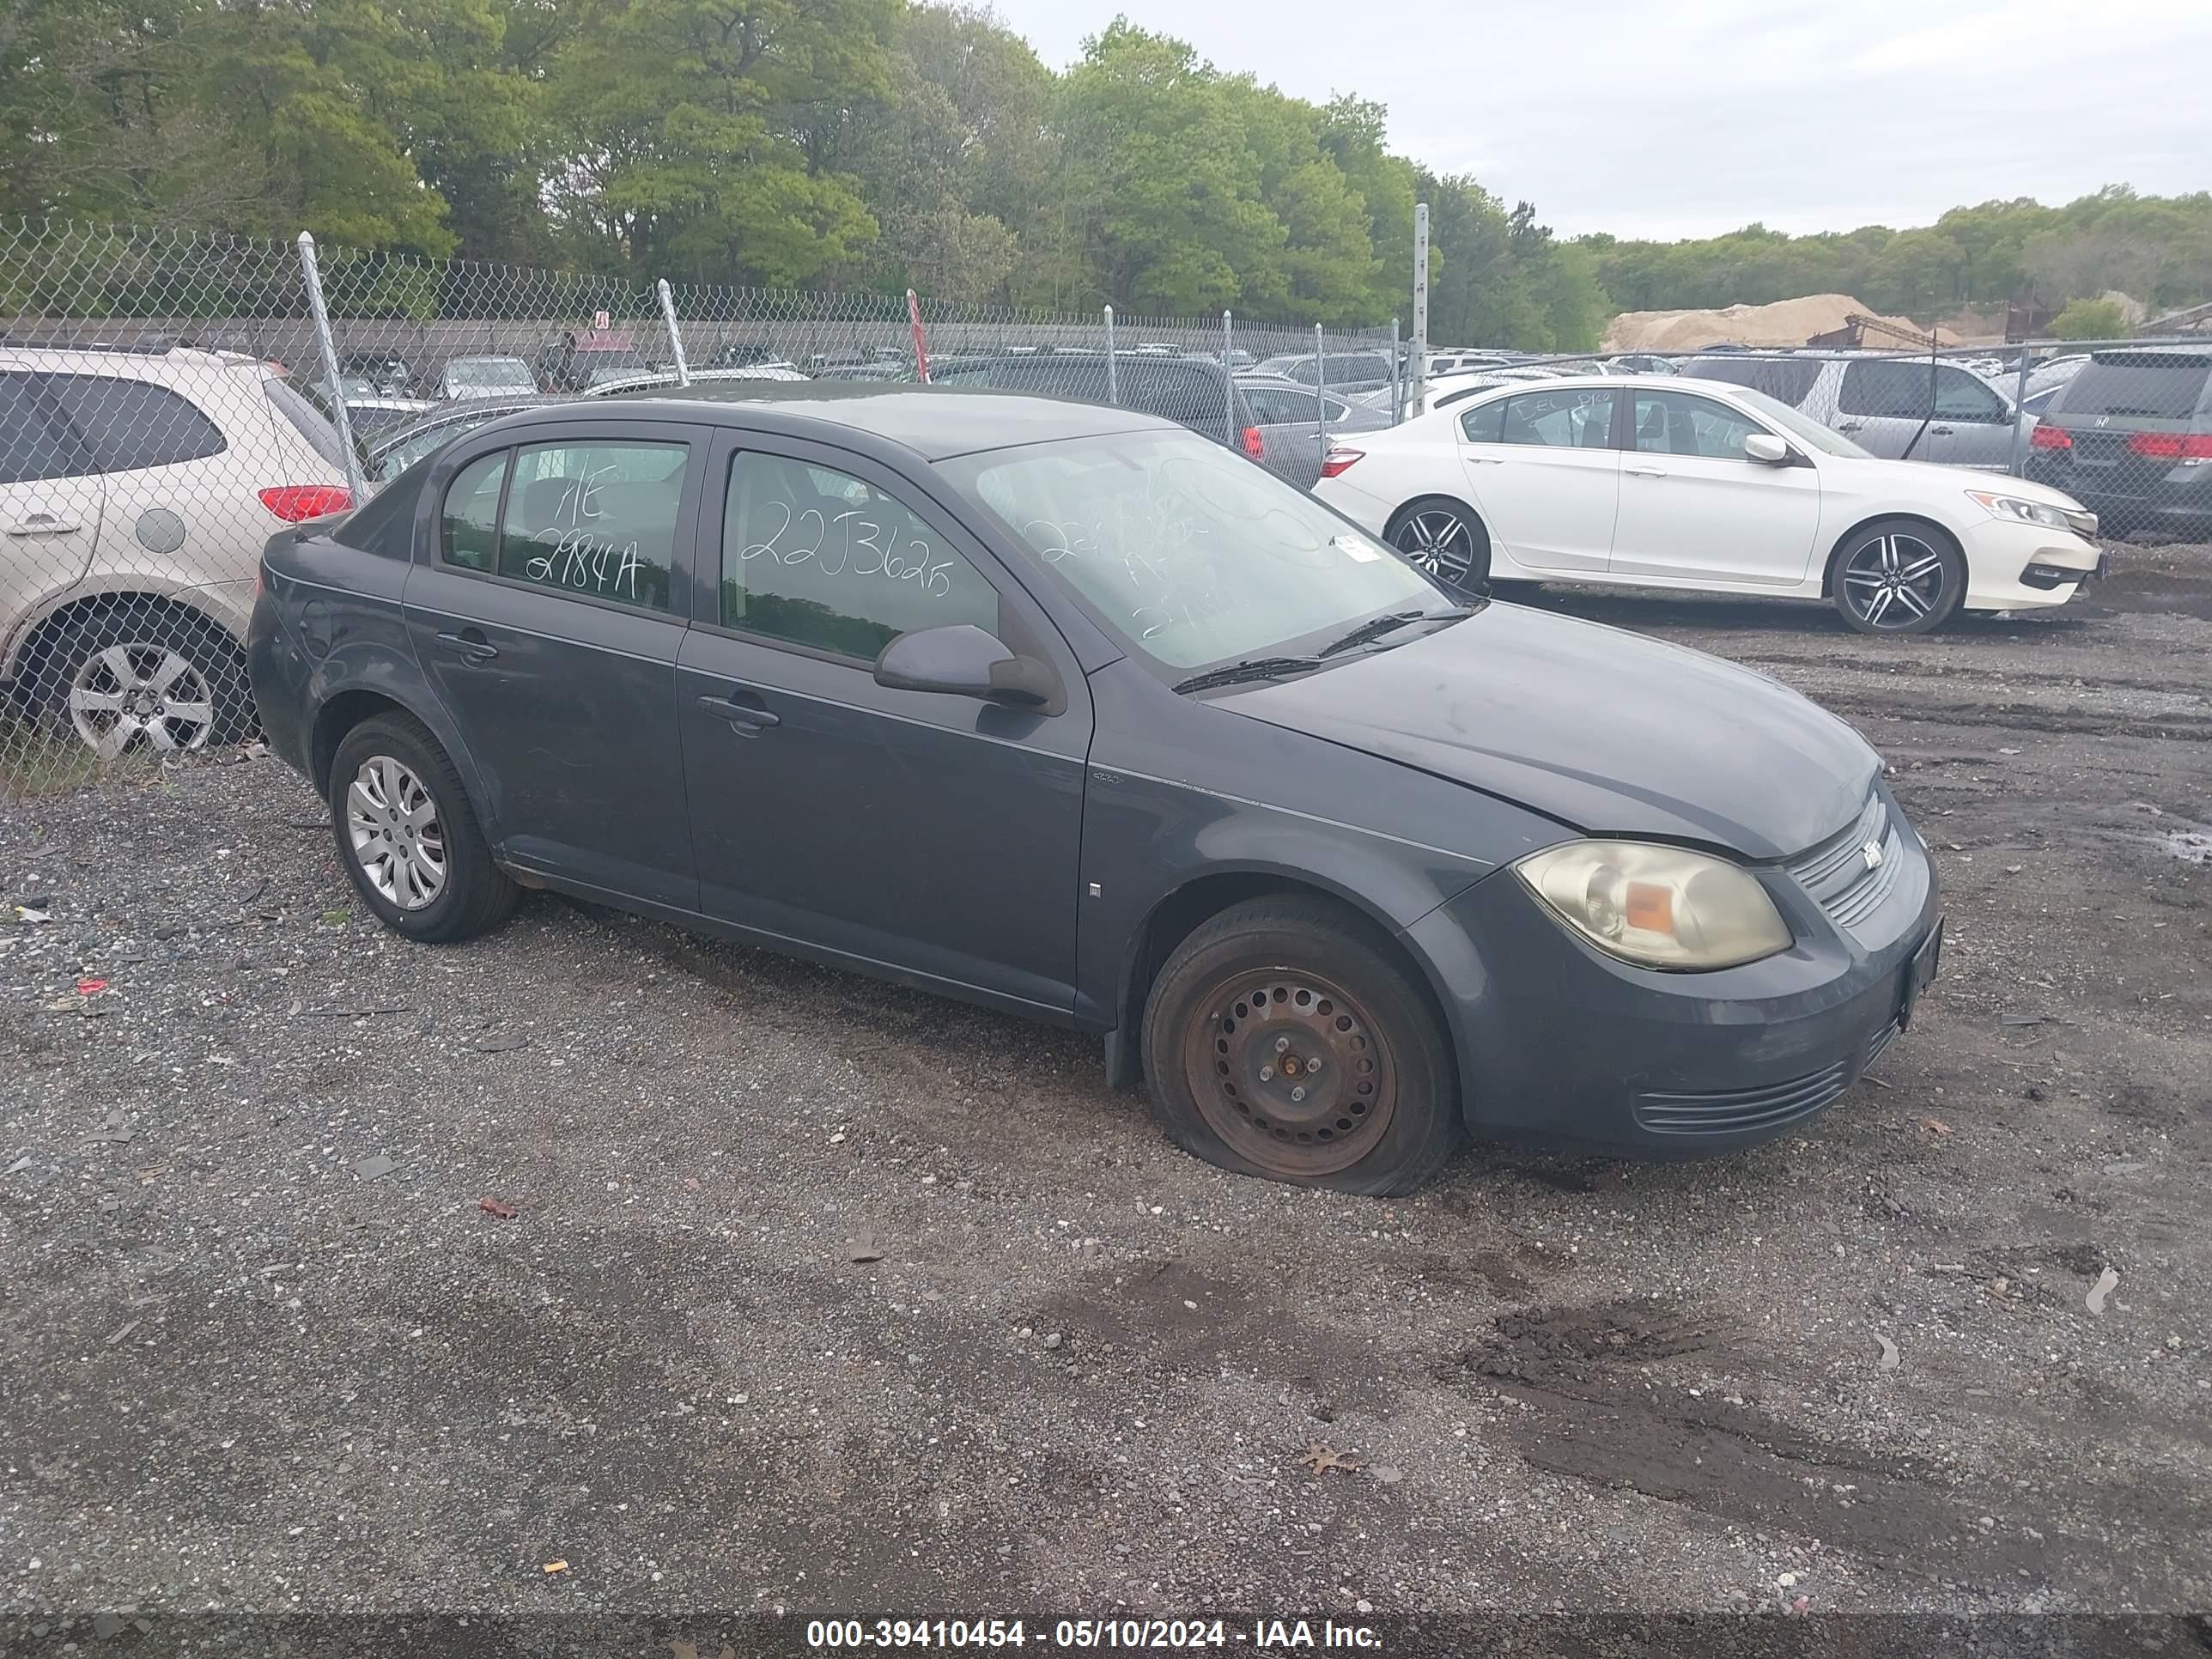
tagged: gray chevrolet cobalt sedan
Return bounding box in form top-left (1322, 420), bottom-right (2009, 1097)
top-left (248, 386), bottom-right (1942, 1195)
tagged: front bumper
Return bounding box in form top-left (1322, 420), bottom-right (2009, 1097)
top-left (1959, 518), bottom-right (2103, 612)
top-left (1406, 794), bottom-right (1942, 1157)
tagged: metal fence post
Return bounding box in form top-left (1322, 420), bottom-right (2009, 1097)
top-left (656, 279), bottom-right (691, 386)
top-left (1412, 203), bottom-right (1430, 416)
top-left (1222, 311), bottom-right (1236, 447)
top-left (295, 233), bottom-right (366, 501)
top-left (1314, 323), bottom-right (1328, 467)
top-left (2009, 343), bottom-right (2035, 477)
top-left (1389, 318), bottom-right (1402, 426)
top-left (1103, 304), bottom-right (1118, 404)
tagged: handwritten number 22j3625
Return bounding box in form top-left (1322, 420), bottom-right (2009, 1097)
top-left (742, 501), bottom-right (959, 599)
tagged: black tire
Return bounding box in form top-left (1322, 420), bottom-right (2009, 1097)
top-left (44, 604), bottom-right (253, 757)
top-left (1827, 517), bottom-right (1966, 636)
top-left (1387, 495), bottom-right (1492, 592)
top-left (328, 713), bottom-right (517, 943)
top-left (1139, 895), bottom-right (1463, 1196)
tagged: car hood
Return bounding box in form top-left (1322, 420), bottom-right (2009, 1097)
top-left (1215, 604), bottom-right (1880, 860)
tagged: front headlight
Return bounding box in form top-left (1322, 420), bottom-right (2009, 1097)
top-left (1966, 489), bottom-right (2072, 532)
top-left (1515, 841), bottom-right (1792, 971)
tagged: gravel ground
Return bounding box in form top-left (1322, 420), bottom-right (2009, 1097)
top-left (3, 540), bottom-right (2208, 1647)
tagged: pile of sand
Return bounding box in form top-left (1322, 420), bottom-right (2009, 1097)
top-left (1601, 294), bottom-right (1960, 353)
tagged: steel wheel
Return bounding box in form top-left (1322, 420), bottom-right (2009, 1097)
top-left (1181, 971), bottom-right (1398, 1180)
top-left (1839, 531), bottom-right (1951, 631)
top-left (1392, 507), bottom-right (1482, 586)
top-left (346, 756), bottom-right (447, 911)
top-left (66, 642), bottom-right (218, 759)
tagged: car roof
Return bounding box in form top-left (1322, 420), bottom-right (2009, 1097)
top-left (586, 383), bottom-right (1187, 460)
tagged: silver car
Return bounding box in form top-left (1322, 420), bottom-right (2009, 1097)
top-left (1678, 352), bottom-right (2031, 470)
top-left (1234, 374), bottom-right (1389, 489)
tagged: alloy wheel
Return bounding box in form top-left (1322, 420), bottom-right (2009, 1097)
top-left (1182, 972), bottom-right (1398, 1179)
top-left (1393, 509), bottom-right (1480, 586)
top-left (67, 643), bottom-right (217, 759)
top-left (1840, 532), bottom-right (1948, 630)
top-left (346, 756), bottom-right (447, 910)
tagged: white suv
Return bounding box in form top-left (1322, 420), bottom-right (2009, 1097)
top-left (1, 343), bottom-right (350, 756)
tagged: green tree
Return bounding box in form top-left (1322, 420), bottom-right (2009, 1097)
top-left (2048, 297), bottom-right (2126, 339)
top-left (546, 0), bottom-right (894, 284)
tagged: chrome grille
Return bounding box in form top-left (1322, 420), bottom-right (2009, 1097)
top-left (1788, 794), bottom-right (1904, 931)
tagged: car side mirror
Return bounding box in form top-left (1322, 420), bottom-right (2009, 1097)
top-left (1743, 433), bottom-right (1792, 465)
top-left (874, 624), bottom-right (1057, 708)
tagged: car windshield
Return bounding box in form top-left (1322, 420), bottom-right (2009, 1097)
top-left (945, 430), bottom-right (1443, 672)
top-left (1724, 386), bottom-right (1873, 459)
top-left (449, 359), bottom-right (532, 388)
top-left (373, 410), bottom-right (507, 479)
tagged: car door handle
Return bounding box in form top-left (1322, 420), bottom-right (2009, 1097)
top-left (434, 629), bottom-right (499, 663)
top-left (1835, 421), bottom-right (1864, 434)
top-left (1624, 465), bottom-right (1668, 478)
top-left (5, 514), bottom-right (80, 537)
top-left (1464, 453), bottom-right (1504, 464)
top-left (697, 694), bottom-right (781, 732)
top-left (1929, 423), bottom-right (1954, 434)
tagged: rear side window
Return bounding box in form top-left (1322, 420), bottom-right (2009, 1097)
top-left (1838, 360), bottom-right (1936, 420)
top-left (1125, 366), bottom-right (1227, 430)
top-left (441, 452), bottom-right (507, 572)
top-left (0, 372), bottom-right (86, 483)
top-left (35, 374), bottom-right (226, 471)
top-left (1458, 398), bottom-right (1506, 442)
top-left (1680, 357), bottom-right (1823, 407)
top-left (499, 441), bottom-right (684, 611)
top-left (335, 463), bottom-right (428, 557)
top-left (1499, 388), bottom-right (1616, 448)
top-left (1282, 353), bottom-right (1389, 386)
top-left (2059, 355), bottom-right (2212, 421)
top-left (266, 377), bottom-right (349, 467)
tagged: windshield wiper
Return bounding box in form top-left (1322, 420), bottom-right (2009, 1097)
top-left (1170, 656), bottom-right (1325, 695)
top-left (1314, 605), bottom-right (1471, 660)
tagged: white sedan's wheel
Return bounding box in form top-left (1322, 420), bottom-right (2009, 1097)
top-left (1388, 497), bottom-right (1491, 591)
top-left (1830, 519), bottom-right (1965, 636)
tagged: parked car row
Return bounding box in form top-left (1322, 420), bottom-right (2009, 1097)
top-left (7, 325), bottom-right (2157, 772)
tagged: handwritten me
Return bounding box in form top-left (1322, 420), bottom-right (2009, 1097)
top-left (523, 465), bottom-right (650, 599)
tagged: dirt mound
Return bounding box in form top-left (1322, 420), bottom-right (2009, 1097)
top-left (1602, 293), bottom-right (1960, 353)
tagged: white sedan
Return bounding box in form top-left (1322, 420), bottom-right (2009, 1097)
top-left (1315, 374), bottom-right (2106, 635)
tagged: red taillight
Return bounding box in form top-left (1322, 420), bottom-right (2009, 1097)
top-left (1240, 425), bottom-right (1265, 460)
top-left (2126, 431), bottom-right (2212, 460)
top-left (2029, 423), bottom-right (2072, 451)
top-left (1319, 447), bottom-right (1364, 478)
top-left (259, 484), bottom-right (353, 522)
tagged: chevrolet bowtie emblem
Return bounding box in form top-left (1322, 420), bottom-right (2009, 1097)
top-left (1863, 841), bottom-right (1885, 870)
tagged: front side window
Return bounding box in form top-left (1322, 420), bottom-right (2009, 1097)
top-left (948, 429), bottom-right (1438, 671)
top-left (1499, 388), bottom-right (1617, 449)
top-left (1632, 390), bottom-right (1763, 459)
top-left (36, 374), bottom-right (227, 471)
top-left (720, 453), bottom-right (998, 659)
top-left (1933, 367), bottom-right (2006, 422)
top-left (497, 441), bottom-right (684, 611)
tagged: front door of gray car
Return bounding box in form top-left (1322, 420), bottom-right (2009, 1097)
top-left (673, 433), bottom-right (1093, 1017)
top-left (403, 420), bottom-right (706, 909)
top-left (1923, 366), bottom-right (2019, 469)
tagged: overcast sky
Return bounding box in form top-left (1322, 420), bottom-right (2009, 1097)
top-left (991, 0), bottom-right (2212, 241)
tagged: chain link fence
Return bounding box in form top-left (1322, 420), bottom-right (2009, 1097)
top-left (0, 216), bottom-right (1393, 794)
top-left (5, 211), bottom-right (2203, 794)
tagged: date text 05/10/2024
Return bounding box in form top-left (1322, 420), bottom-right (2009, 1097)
top-left (802, 1618), bottom-right (1385, 1649)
